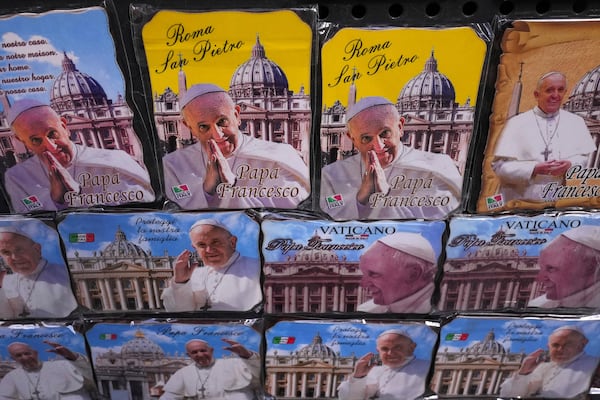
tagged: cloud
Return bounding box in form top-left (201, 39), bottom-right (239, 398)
top-left (1, 32), bottom-right (78, 68)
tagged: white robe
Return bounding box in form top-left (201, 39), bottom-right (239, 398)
top-left (4, 144), bottom-right (155, 213)
top-left (0, 357), bottom-right (93, 400)
top-left (357, 282), bottom-right (433, 313)
top-left (161, 252), bottom-right (261, 312)
top-left (528, 280), bottom-right (600, 309)
top-left (160, 356), bottom-right (260, 400)
top-left (492, 108), bottom-right (596, 202)
top-left (337, 357), bottom-right (430, 400)
top-left (2, 259), bottom-right (78, 319)
top-left (320, 145), bottom-right (462, 220)
top-left (499, 353), bottom-right (599, 398)
top-left (162, 135), bottom-right (309, 210)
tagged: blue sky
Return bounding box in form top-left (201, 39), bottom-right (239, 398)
top-left (86, 322), bottom-right (262, 361)
top-left (266, 320), bottom-right (438, 361)
top-left (445, 213), bottom-right (600, 258)
top-left (57, 211), bottom-right (260, 260)
top-left (0, 7), bottom-right (125, 111)
top-left (0, 216), bottom-right (66, 266)
top-left (0, 325), bottom-right (87, 362)
top-left (439, 316), bottom-right (600, 356)
top-left (262, 219), bottom-right (446, 263)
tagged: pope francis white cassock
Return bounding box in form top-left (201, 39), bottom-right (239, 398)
top-left (160, 339), bottom-right (260, 400)
top-left (3, 99), bottom-right (155, 213)
top-left (161, 218), bottom-right (262, 312)
top-left (160, 252), bottom-right (261, 312)
top-left (162, 83), bottom-right (309, 210)
top-left (320, 97), bottom-right (462, 221)
top-left (0, 343), bottom-right (94, 400)
top-left (492, 107), bottom-right (595, 202)
top-left (2, 259), bottom-right (78, 319)
top-left (337, 330), bottom-right (431, 400)
top-left (499, 326), bottom-right (600, 398)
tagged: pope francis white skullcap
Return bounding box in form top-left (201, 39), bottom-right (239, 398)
top-left (0, 225), bottom-right (31, 239)
top-left (346, 96), bottom-right (394, 121)
top-left (551, 325), bottom-right (586, 337)
top-left (561, 225), bottom-right (600, 251)
top-left (377, 329), bottom-right (413, 340)
top-left (180, 83), bottom-right (226, 110)
top-left (377, 232), bottom-right (436, 264)
top-left (6, 98), bottom-right (48, 126)
top-left (189, 218), bottom-right (230, 233)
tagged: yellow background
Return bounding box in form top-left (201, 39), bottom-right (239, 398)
top-left (142, 10), bottom-right (312, 95)
top-left (321, 27), bottom-right (487, 108)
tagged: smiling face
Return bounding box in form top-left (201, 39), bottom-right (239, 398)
top-left (376, 333), bottom-right (416, 368)
top-left (8, 343), bottom-right (40, 371)
top-left (347, 104), bottom-right (404, 169)
top-left (12, 106), bottom-right (74, 167)
top-left (536, 236), bottom-right (594, 300)
top-left (186, 340), bottom-right (214, 367)
top-left (534, 73), bottom-right (567, 114)
top-left (182, 92), bottom-right (241, 158)
top-left (548, 329), bottom-right (587, 364)
top-left (359, 242), bottom-right (427, 305)
top-left (189, 224), bottom-right (237, 269)
top-left (0, 232), bottom-right (42, 276)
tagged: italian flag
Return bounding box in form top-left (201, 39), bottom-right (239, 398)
top-left (445, 333), bottom-right (469, 341)
top-left (273, 336), bottom-right (295, 344)
top-left (69, 233), bottom-right (95, 243)
top-left (99, 333), bottom-right (117, 340)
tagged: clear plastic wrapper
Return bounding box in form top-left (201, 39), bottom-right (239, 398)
top-left (85, 318), bottom-right (263, 399)
top-left (439, 211), bottom-right (600, 312)
top-left (57, 210), bottom-right (262, 315)
top-left (0, 4), bottom-right (157, 213)
top-left (433, 315), bottom-right (600, 399)
top-left (0, 215), bottom-right (78, 320)
top-left (265, 318), bottom-right (438, 399)
top-left (130, 4), bottom-right (317, 211)
top-left (0, 322), bottom-right (99, 399)
top-left (262, 215), bottom-right (445, 314)
top-left (477, 19), bottom-right (600, 214)
top-left (318, 22), bottom-right (491, 221)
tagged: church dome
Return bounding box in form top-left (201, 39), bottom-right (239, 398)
top-left (121, 330), bottom-right (165, 360)
top-left (564, 65), bottom-right (600, 113)
top-left (466, 330), bottom-right (507, 355)
top-left (50, 52), bottom-right (109, 111)
top-left (101, 226), bottom-right (148, 258)
top-left (297, 333), bottom-right (338, 359)
top-left (398, 50), bottom-right (456, 110)
top-left (229, 35), bottom-right (289, 98)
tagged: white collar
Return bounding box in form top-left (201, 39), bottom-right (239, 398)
top-left (533, 106), bottom-right (560, 119)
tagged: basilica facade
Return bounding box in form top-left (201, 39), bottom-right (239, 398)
top-left (152, 35), bottom-right (311, 163)
top-left (263, 242), bottom-right (370, 313)
top-left (0, 52), bottom-right (143, 169)
top-left (93, 330), bottom-right (188, 400)
top-left (438, 241), bottom-right (542, 311)
top-left (67, 227), bottom-right (176, 312)
top-left (431, 330), bottom-right (525, 396)
top-left (320, 50), bottom-right (474, 173)
top-left (265, 333), bottom-right (356, 399)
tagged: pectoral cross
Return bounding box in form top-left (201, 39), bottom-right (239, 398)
top-left (541, 146), bottom-right (552, 162)
top-left (29, 388), bottom-right (40, 400)
top-left (199, 384), bottom-right (206, 399)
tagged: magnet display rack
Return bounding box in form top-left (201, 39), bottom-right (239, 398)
top-left (3, 0), bottom-right (600, 399)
